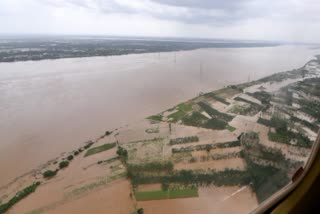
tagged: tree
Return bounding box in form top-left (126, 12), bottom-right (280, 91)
top-left (59, 161), bottom-right (69, 169)
top-left (43, 170), bottom-right (57, 178)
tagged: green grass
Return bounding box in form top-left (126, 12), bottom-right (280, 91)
top-left (84, 143), bottom-right (116, 157)
top-left (168, 110), bottom-right (186, 122)
top-left (228, 104), bottom-right (248, 115)
top-left (177, 103), bottom-right (193, 112)
top-left (135, 188), bottom-right (198, 201)
top-left (147, 114), bottom-right (163, 121)
top-left (167, 102), bottom-right (193, 123)
top-left (226, 125), bottom-right (236, 132)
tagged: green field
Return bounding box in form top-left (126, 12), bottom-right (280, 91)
top-left (226, 125), bottom-right (236, 132)
top-left (84, 143), bottom-right (116, 157)
top-left (135, 188), bottom-right (198, 201)
top-left (168, 110), bottom-right (186, 122)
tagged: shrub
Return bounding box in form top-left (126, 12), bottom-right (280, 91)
top-left (74, 151), bottom-right (79, 156)
top-left (105, 131), bottom-right (112, 136)
top-left (117, 146), bottom-right (128, 158)
top-left (67, 155), bottom-right (74, 161)
top-left (137, 208), bottom-right (144, 214)
top-left (59, 161), bottom-right (69, 169)
top-left (43, 170), bottom-right (57, 178)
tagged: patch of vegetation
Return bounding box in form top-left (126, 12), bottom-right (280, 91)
top-left (182, 111), bottom-right (207, 127)
top-left (147, 114), bottom-right (163, 122)
top-left (59, 161), bottom-right (69, 169)
top-left (203, 118), bottom-right (228, 130)
top-left (298, 100), bottom-right (320, 122)
top-left (234, 96), bottom-right (265, 113)
top-left (268, 131), bottom-right (312, 148)
top-left (130, 169), bottom-right (250, 186)
top-left (128, 161), bottom-right (174, 174)
top-left (291, 116), bottom-right (319, 133)
top-left (105, 131), bottom-right (113, 136)
top-left (84, 143), bottom-right (116, 157)
top-left (261, 116), bottom-right (312, 148)
top-left (167, 110), bottom-right (186, 123)
top-left (0, 182), bottom-right (40, 213)
top-left (177, 103), bottom-right (193, 112)
top-left (257, 117), bottom-right (272, 127)
top-left (135, 188), bottom-right (198, 201)
top-left (83, 141), bottom-right (94, 149)
top-left (198, 102), bottom-right (234, 122)
top-left (228, 104), bottom-right (250, 115)
top-left (67, 155), bottom-right (74, 161)
top-left (178, 109), bottom-right (230, 130)
top-left (248, 161), bottom-right (290, 203)
top-left (73, 151), bottom-right (79, 156)
top-left (206, 93), bottom-right (230, 105)
top-left (137, 208), bottom-right (144, 214)
top-left (226, 125), bottom-right (236, 132)
top-left (241, 132), bottom-right (291, 203)
top-left (43, 170), bottom-right (57, 178)
top-left (169, 136), bottom-right (199, 145)
top-left (117, 146), bottom-right (128, 162)
top-left (247, 91), bottom-right (272, 105)
top-left (167, 103), bottom-right (193, 123)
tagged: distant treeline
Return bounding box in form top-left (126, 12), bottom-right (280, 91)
top-left (0, 38), bottom-right (279, 62)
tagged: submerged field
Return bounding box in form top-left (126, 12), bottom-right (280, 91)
top-left (0, 55), bottom-right (320, 213)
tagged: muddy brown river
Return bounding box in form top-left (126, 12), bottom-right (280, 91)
top-left (0, 45), bottom-right (318, 187)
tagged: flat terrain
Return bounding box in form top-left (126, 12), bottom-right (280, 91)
top-left (1, 55), bottom-right (320, 213)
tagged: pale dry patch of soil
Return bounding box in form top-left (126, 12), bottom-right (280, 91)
top-left (191, 147), bottom-right (242, 157)
top-left (116, 120), bottom-right (169, 144)
top-left (174, 158), bottom-right (246, 171)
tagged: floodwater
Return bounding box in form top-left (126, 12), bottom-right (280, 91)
top-left (0, 45), bottom-right (318, 187)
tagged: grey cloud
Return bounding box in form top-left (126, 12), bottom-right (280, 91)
top-left (150, 0), bottom-right (252, 11)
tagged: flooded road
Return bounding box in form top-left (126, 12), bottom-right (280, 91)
top-left (0, 45), bottom-right (318, 186)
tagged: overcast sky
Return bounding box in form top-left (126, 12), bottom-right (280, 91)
top-left (1, 0), bottom-right (320, 43)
